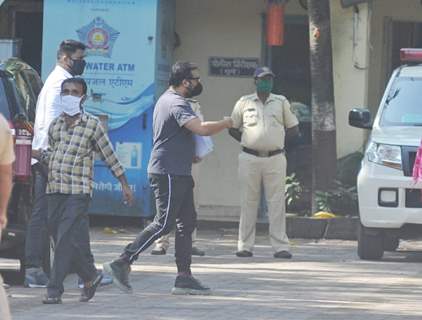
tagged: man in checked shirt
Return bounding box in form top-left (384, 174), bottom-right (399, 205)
top-left (33, 77), bottom-right (134, 304)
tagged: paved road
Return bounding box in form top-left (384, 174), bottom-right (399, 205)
top-left (2, 226), bottom-right (422, 320)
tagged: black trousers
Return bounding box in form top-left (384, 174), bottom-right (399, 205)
top-left (25, 163), bottom-right (49, 269)
top-left (47, 194), bottom-right (97, 297)
top-left (122, 174), bottom-right (196, 273)
top-left (25, 165), bottom-right (96, 272)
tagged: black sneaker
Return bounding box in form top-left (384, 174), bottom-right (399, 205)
top-left (191, 246), bottom-right (205, 257)
top-left (236, 250), bottom-right (253, 257)
top-left (80, 272), bottom-right (103, 302)
top-left (78, 271), bottom-right (113, 289)
top-left (273, 250), bottom-right (292, 259)
top-left (103, 260), bottom-right (132, 293)
top-left (151, 247), bottom-right (166, 255)
top-left (171, 275), bottom-right (211, 295)
top-left (42, 295), bottom-right (62, 304)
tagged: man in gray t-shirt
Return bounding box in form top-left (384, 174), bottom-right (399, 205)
top-left (147, 89), bottom-right (197, 176)
top-left (104, 62), bottom-right (232, 295)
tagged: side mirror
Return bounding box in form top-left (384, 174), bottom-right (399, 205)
top-left (349, 108), bottom-right (372, 129)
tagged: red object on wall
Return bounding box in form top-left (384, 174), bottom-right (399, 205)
top-left (267, 1), bottom-right (285, 46)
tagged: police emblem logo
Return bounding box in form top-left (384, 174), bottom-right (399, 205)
top-left (77, 17), bottom-right (120, 58)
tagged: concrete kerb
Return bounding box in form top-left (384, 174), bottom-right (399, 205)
top-left (89, 214), bottom-right (359, 241)
top-left (324, 216), bottom-right (359, 240)
top-left (197, 216), bottom-right (359, 240)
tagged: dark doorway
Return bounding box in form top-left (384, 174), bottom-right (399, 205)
top-left (390, 21), bottom-right (422, 75)
top-left (270, 16), bottom-right (311, 107)
top-left (14, 11), bottom-right (43, 73)
top-left (265, 16), bottom-right (312, 215)
top-left (256, 15), bottom-right (313, 218)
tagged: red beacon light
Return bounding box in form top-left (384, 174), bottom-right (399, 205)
top-left (400, 48), bottom-right (422, 63)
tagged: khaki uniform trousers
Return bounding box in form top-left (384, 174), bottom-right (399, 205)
top-left (238, 151), bottom-right (289, 252)
top-left (0, 232), bottom-right (11, 320)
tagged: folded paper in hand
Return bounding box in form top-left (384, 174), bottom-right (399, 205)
top-left (194, 134), bottom-right (213, 158)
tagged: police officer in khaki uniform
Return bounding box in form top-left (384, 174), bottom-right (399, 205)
top-left (0, 113), bottom-right (14, 319)
top-left (230, 67), bottom-right (299, 259)
top-left (151, 98), bottom-right (205, 257)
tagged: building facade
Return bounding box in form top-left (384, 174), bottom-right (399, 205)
top-left (1, 0), bottom-right (421, 219)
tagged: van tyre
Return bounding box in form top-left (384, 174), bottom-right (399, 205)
top-left (383, 234), bottom-right (400, 252)
top-left (357, 224), bottom-right (384, 260)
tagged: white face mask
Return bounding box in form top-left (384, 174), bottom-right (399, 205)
top-left (61, 95), bottom-right (82, 116)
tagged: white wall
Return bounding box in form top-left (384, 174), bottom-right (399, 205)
top-left (174, 0), bottom-right (306, 218)
top-left (175, 0), bottom-right (378, 217)
top-left (330, 1), bottom-right (370, 158)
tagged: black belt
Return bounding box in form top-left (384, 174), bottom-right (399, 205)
top-left (242, 147), bottom-right (284, 157)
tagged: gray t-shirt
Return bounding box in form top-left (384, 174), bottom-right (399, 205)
top-left (147, 88), bottom-right (198, 176)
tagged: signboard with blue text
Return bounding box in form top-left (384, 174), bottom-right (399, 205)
top-left (42, 0), bottom-right (175, 217)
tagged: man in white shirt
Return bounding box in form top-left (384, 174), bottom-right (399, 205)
top-left (25, 40), bottom-right (87, 287)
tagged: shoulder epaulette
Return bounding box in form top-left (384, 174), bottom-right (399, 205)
top-left (240, 94), bottom-right (255, 101)
top-left (271, 94), bottom-right (287, 102)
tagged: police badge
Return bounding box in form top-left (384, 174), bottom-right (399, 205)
top-left (77, 17), bottom-right (120, 58)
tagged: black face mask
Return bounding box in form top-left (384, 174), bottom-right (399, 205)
top-left (186, 81), bottom-right (203, 98)
top-left (70, 58), bottom-right (86, 76)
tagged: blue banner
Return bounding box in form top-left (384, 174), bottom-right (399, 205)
top-left (42, 0), bottom-right (162, 217)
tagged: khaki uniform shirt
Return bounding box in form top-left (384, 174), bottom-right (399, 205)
top-left (0, 116), bottom-right (12, 320)
top-left (0, 114), bottom-right (15, 165)
top-left (231, 93), bottom-right (298, 151)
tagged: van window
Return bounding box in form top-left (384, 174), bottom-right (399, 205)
top-left (0, 79), bottom-right (11, 120)
top-left (380, 77), bottom-right (422, 126)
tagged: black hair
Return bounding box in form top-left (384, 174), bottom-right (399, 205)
top-left (57, 39), bottom-right (86, 60)
top-left (61, 77), bottom-right (88, 95)
top-left (168, 61), bottom-right (198, 87)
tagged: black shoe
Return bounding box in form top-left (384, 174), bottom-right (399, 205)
top-left (236, 250), bottom-right (253, 257)
top-left (80, 272), bottom-right (103, 302)
top-left (151, 247), bottom-right (166, 255)
top-left (42, 295), bottom-right (62, 304)
top-left (103, 259), bottom-right (132, 293)
top-left (191, 246), bottom-right (205, 257)
top-left (274, 250), bottom-right (292, 259)
top-left (171, 275), bottom-right (211, 295)
top-left (78, 271), bottom-right (113, 289)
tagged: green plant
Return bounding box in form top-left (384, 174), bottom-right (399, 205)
top-left (315, 180), bottom-right (358, 216)
top-left (285, 174), bottom-right (302, 209)
top-left (315, 190), bottom-right (331, 212)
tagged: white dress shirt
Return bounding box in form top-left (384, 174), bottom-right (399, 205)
top-left (32, 65), bottom-right (72, 153)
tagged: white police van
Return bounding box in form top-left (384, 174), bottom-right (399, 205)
top-left (349, 48), bottom-right (422, 260)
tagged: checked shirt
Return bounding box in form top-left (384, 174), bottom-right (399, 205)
top-left (42, 112), bottom-right (124, 195)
